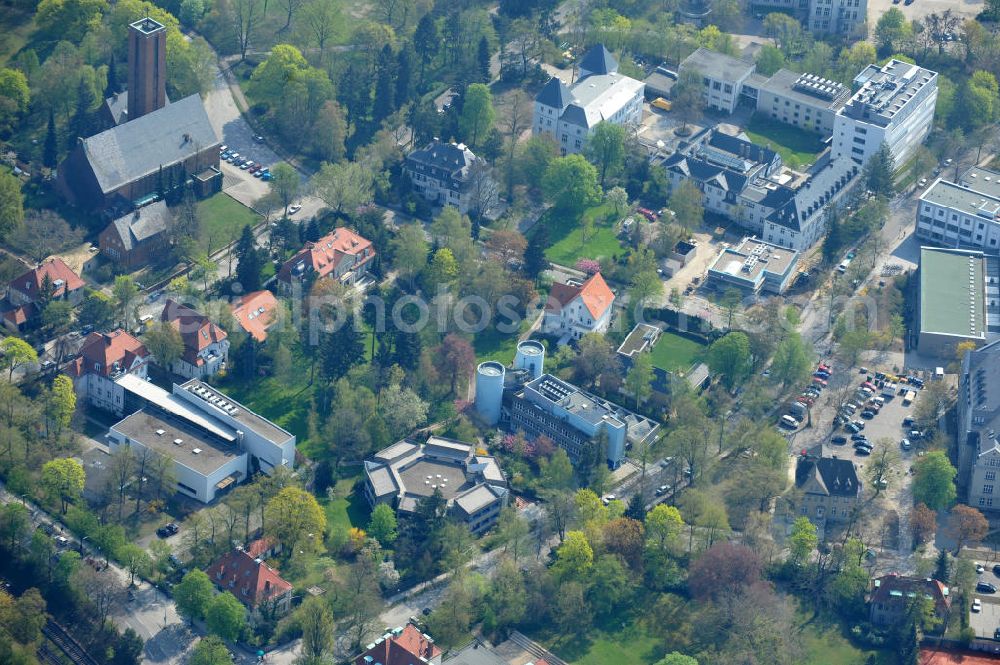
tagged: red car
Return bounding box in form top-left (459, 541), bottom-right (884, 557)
top-left (818, 363), bottom-right (832, 372)
top-left (861, 381), bottom-right (875, 391)
top-left (813, 377), bottom-right (828, 387)
top-left (636, 207), bottom-right (658, 222)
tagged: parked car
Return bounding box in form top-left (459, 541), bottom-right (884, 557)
top-left (903, 416), bottom-right (914, 428)
top-left (812, 378), bottom-right (828, 387)
top-left (977, 563), bottom-right (986, 574)
top-left (977, 582), bottom-right (997, 594)
top-left (156, 523), bottom-right (179, 538)
top-left (780, 415), bottom-right (800, 429)
top-left (227, 152), bottom-right (240, 163)
top-left (241, 160), bottom-right (255, 170)
top-left (54, 536), bottom-right (69, 548)
top-left (655, 484), bottom-right (671, 496)
top-left (854, 446), bottom-right (872, 456)
top-left (973, 598), bottom-right (983, 613)
top-left (601, 494), bottom-right (617, 506)
top-left (831, 436), bottom-right (847, 445)
top-left (219, 144), bottom-right (228, 153)
top-left (288, 204), bottom-right (302, 215)
top-left (168, 554), bottom-right (182, 568)
top-left (261, 172), bottom-right (273, 181)
top-left (852, 420), bottom-right (866, 430)
top-left (992, 564), bottom-right (1000, 576)
top-left (846, 422), bottom-right (862, 434)
top-left (851, 434), bottom-right (868, 442)
top-left (900, 439), bottom-right (911, 451)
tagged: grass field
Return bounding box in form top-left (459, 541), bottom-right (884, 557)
top-left (540, 203), bottom-right (623, 267)
top-left (648, 331), bottom-right (705, 373)
top-left (0, 9), bottom-right (34, 68)
top-left (323, 473), bottom-right (368, 533)
top-left (744, 115), bottom-right (826, 168)
top-left (543, 615), bottom-right (661, 665)
top-left (796, 609), bottom-right (892, 665)
top-left (197, 193), bottom-right (260, 253)
top-left (214, 371), bottom-right (315, 454)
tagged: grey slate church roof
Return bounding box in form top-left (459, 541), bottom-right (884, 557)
top-left (537, 77), bottom-right (573, 110)
top-left (81, 94), bottom-right (218, 194)
top-left (578, 44), bottom-right (618, 76)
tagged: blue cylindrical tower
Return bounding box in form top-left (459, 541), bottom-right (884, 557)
top-left (475, 361), bottom-right (505, 426)
top-left (514, 340), bottom-right (545, 380)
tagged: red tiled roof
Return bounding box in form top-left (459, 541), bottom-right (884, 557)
top-left (231, 290), bottom-right (278, 343)
top-left (544, 272), bottom-right (614, 320)
top-left (353, 624), bottom-right (441, 665)
top-left (2, 303), bottom-right (37, 327)
top-left (160, 299), bottom-right (227, 366)
top-left (871, 574), bottom-right (951, 612)
top-left (205, 548), bottom-right (293, 609)
top-left (9, 258), bottom-right (85, 302)
top-left (74, 329), bottom-right (149, 378)
top-left (245, 536), bottom-right (276, 559)
top-left (921, 648), bottom-right (1000, 664)
top-left (277, 227), bottom-right (375, 284)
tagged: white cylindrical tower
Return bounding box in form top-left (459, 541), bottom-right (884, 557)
top-left (475, 361), bottom-right (505, 426)
top-left (514, 340), bottom-right (545, 380)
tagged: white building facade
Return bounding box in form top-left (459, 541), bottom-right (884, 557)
top-left (916, 168), bottom-right (1000, 252)
top-left (832, 60), bottom-right (938, 168)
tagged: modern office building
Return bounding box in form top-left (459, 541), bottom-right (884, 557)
top-left (915, 247), bottom-right (991, 358)
top-left (706, 237), bottom-right (800, 294)
top-left (916, 168), bottom-right (1000, 252)
top-left (832, 59), bottom-right (938, 168)
top-left (755, 69), bottom-right (850, 135)
top-left (106, 378), bottom-right (296, 503)
top-left (958, 338), bottom-right (1000, 512)
top-left (679, 48), bottom-right (756, 114)
top-left (363, 437), bottom-right (508, 535)
top-left (533, 44), bottom-right (644, 154)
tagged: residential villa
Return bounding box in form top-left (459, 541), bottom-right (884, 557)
top-left (68, 330), bottom-right (150, 415)
top-left (230, 290), bottom-right (279, 343)
top-left (276, 228), bottom-right (375, 294)
top-left (4, 258), bottom-right (85, 331)
top-left (159, 299), bottom-right (229, 378)
top-left (205, 545), bottom-right (294, 619)
top-left (542, 272), bottom-right (615, 342)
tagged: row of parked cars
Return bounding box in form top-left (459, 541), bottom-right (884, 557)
top-left (220, 144), bottom-right (272, 180)
top-left (779, 362), bottom-right (834, 429)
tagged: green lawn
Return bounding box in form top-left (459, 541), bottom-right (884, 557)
top-left (213, 372), bottom-right (316, 454)
top-left (796, 609), bottom-right (892, 665)
top-left (197, 193), bottom-right (261, 253)
top-left (322, 474), bottom-right (368, 533)
top-left (546, 617), bottom-right (661, 665)
top-left (471, 314), bottom-right (536, 365)
top-left (744, 115), bottom-right (826, 169)
top-left (648, 331), bottom-right (705, 373)
top-left (539, 203), bottom-right (624, 268)
top-left (0, 8), bottom-right (34, 68)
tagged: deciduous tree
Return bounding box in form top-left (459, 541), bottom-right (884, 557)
top-left (947, 504), bottom-right (989, 553)
top-left (264, 486), bottom-right (326, 553)
top-left (174, 569), bottom-right (215, 622)
top-left (459, 83), bottom-right (495, 148)
top-left (912, 450), bottom-right (957, 510)
top-left (41, 458), bottom-right (84, 513)
top-left (205, 592), bottom-right (246, 642)
top-left (541, 154), bottom-right (601, 213)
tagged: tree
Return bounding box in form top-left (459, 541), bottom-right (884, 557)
top-left (320, 314), bottom-right (365, 383)
top-left (264, 486), bottom-right (326, 553)
top-left (585, 121), bottom-right (626, 187)
top-left (311, 161), bottom-right (375, 215)
top-left (912, 450), bottom-right (957, 510)
top-left (367, 503), bottom-right (398, 546)
top-left (229, 0), bottom-right (265, 61)
top-left (0, 337), bottom-right (36, 382)
top-left (645, 504), bottom-right (684, 554)
top-left (112, 276), bottom-right (140, 330)
top-left (145, 322), bottom-right (184, 372)
top-left (553, 531), bottom-right (594, 581)
top-left (947, 504), bottom-right (989, 553)
top-left (770, 333), bottom-right (811, 388)
top-left (43, 110), bottom-right (58, 169)
top-left (706, 332), bottom-right (751, 391)
top-left (688, 541), bottom-right (762, 600)
top-left (436, 334), bottom-right (476, 396)
top-left (755, 45), bottom-right (785, 76)
top-left (624, 353), bottom-right (654, 409)
top-left (911, 502), bottom-right (938, 546)
top-left (391, 224), bottom-right (429, 289)
top-left (0, 171), bottom-right (23, 242)
top-left (41, 458), bottom-right (84, 513)
top-left (875, 8), bottom-right (912, 54)
top-left (174, 569), bottom-right (214, 622)
top-left (671, 68), bottom-right (705, 133)
top-left (379, 382), bottom-right (428, 439)
top-left (269, 163), bottom-right (299, 217)
top-left (484, 230), bottom-right (526, 268)
top-left (657, 654), bottom-right (699, 665)
top-left (206, 592), bottom-right (246, 642)
top-left (459, 83), bottom-right (495, 148)
top-left (523, 227), bottom-right (548, 280)
top-left (788, 516), bottom-right (818, 565)
top-left (412, 13), bottom-right (440, 85)
top-left (120, 543), bottom-right (151, 586)
top-left (190, 636), bottom-right (231, 665)
top-left (48, 375), bottom-right (76, 436)
top-left (934, 550), bottom-right (951, 584)
top-left (865, 143), bottom-right (895, 198)
top-left (867, 438), bottom-right (901, 496)
top-left (669, 180), bottom-right (704, 232)
top-left (298, 596), bottom-right (333, 661)
top-left (311, 102), bottom-right (348, 162)
top-left (542, 154), bottom-right (601, 213)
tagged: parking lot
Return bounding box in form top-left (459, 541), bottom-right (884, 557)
top-left (968, 560), bottom-right (1000, 641)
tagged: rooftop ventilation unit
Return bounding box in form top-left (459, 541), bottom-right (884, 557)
top-left (173, 438), bottom-right (183, 445)
top-left (192, 448), bottom-right (202, 454)
top-left (155, 429), bottom-right (165, 436)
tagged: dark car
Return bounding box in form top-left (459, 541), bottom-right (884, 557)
top-left (861, 410), bottom-right (876, 419)
top-left (978, 582), bottom-right (997, 594)
top-left (813, 371), bottom-right (830, 380)
top-left (854, 446), bottom-right (872, 456)
top-left (993, 564), bottom-right (1000, 577)
top-left (422, 607), bottom-right (432, 616)
top-left (845, 422), bottom-right (861, 434)
top-left (831, 436), bottom-right (847, 445)
top-left (156, 523), bottom-right (179, 538)
top-left (903, 416), bottom-right (914, 428)
top-left (852, 420), bottom-right (866, 430)
top-left (851, 433), bottom-right (868, 442)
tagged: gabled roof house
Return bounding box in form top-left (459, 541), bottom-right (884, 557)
top-left (277, 228), bottom-right (375, 294)
top-left (205, 546), bottom-right (294, 617)
top-left (159, 299), bottom-right (229, 378)
top-left (543, 272), bottom-right (615, 342)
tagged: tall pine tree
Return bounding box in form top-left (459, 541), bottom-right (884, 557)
top-left (395, 45), bottom-right (414, 104)
top-left (43, 110), bottom-right (58, 168)
top-left (523, 227), bottom-right (549, 280)
top-left (320, 313), bottom-right (365, 382)
top-left (478, 36), bottom-right (492, 83)
top-left (373, 44), bottom-right (396, 122)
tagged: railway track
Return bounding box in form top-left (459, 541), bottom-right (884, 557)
top-left (42, 620), bottom-right (99, 665)
top-left (37, 640), bottom-right (66, 665)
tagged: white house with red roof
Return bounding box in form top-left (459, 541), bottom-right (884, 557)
top-left (276, 227), bottom-right (375, 295)
top-left (205, 546), bottom-right (294, 619)
top-left (68, 329), bottom-right (150, 415)
top-left (543, 272), bottom-right (615, 342)
top-left (159, 299), bottom-right (229, 378)
top-left (4, 259), bottom-right (86, 331)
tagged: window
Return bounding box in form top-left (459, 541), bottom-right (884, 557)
top-left (984, 484), bottom-right (994, 494)
top-left (713, 81), bottom-right (721, 90)
top-left (987, 471), bottom-right (996, 481)
top-left (724, 84), bottom-right (732, 93)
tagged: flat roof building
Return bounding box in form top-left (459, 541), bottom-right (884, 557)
top-left (707, 237), bottom-right (799, 294)
top-left (832, 60), bottom-right (938, 168)
top-left (679, 48), bottom-right (755, 114)
top-left (363, 437), bottom-right (508, 535)
top-left (106, 378), bottom-right (295, 503)
top-left (916, 247), bottom-right (990, 358)
top-left (917, 169), bottom-right (1000, 253)
top-left (755, 69), bottom-right (850, 136)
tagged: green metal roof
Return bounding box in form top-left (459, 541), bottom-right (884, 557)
top-left (919, 247), bottom-right (985, 339)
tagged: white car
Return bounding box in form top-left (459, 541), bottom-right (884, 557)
top-left (973, 598), bottom-right (982, 613)
top-left (977, 563), bottom-right (986, 574)
top-left (288, 204), bottom-right (302, 215)
top-left (900, 438), bottom-right (911, 451)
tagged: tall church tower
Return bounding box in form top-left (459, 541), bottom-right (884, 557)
top-left (126, 17), bottom-right (167, 122)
